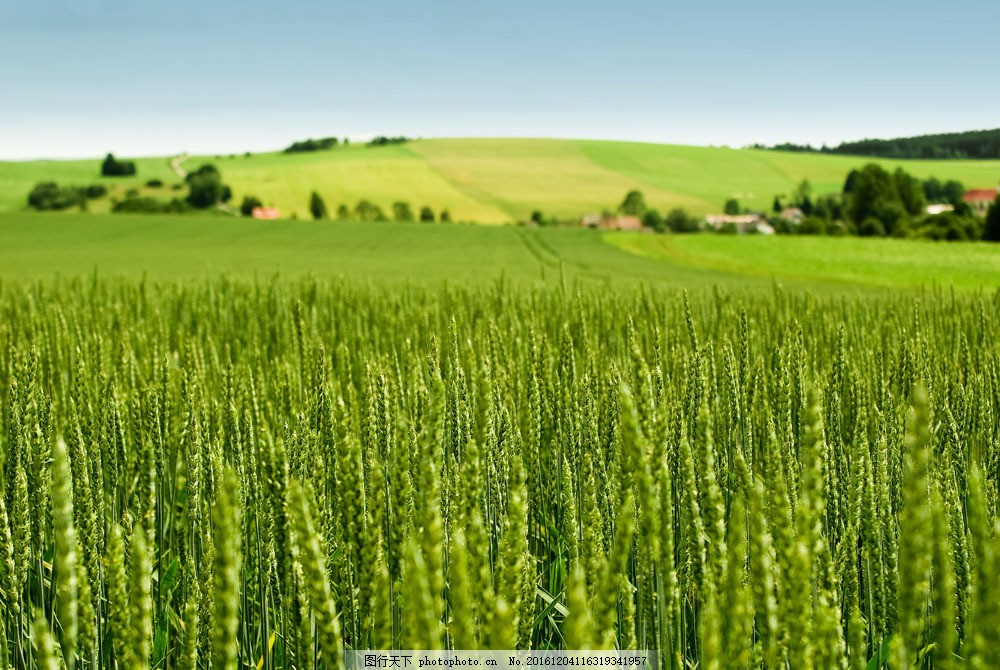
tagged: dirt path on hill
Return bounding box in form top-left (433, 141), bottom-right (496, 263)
top-left (169, 154), bottom-right (189, 179)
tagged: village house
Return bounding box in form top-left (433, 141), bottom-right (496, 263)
top-left (779, 206), bottom-right (805, 223)
top-left (251, 206), bottom-right (281, 220)
top-left (962, 184), bottom-right (999, 215)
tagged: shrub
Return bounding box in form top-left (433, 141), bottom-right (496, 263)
top-left (27, 182), bottom-right (84, 210)
top-left (28, 182), bottom-right (114, 210)
top-left (419, 206), bottom-right (435, 223)
top-left (798, 216), bottom-right (827, 235)
top-left (146, 179), bottom-right (164, 188)
top-left (240, 196), bottom-right (263, 217)
top-left (440, 209), bottom-right (452, 222)
top-left (914, 213), bottom-right (982, 241)
top-left (85, 184), bottom-right (108, 199)
top-left (336, 204), bottom-right (351, 220)
top-left (112, 195), bottom-right (189, 213)
top-left (858, 217), bottom-right (886, 237)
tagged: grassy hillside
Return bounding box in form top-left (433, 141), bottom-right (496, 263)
top-left (2, 139), bottom-right (999, 221)
top-left (3, 212), bottom-right (1000, 291)
top-left (606, 233), bottom-right (1000, 291)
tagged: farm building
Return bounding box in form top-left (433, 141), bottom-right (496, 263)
top-left (251, 206), bottom-right (281, 220)
top-left (962, 185), bottom-right (999, 214)
top-left (779, 207), bottom-right (804, 223)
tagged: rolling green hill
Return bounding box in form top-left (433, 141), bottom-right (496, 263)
top-left (2, 138), bottom-right (999, 222)
top-left (3, 212), bottom-right (1000, 291)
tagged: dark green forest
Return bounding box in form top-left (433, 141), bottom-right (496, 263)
top-left (763, 128), bottom-right (1000, 160)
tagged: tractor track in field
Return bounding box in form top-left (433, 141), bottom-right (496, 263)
top-left (517, 229), bottom-right (561, 269)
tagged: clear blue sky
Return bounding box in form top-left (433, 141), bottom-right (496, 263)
top-left (2, 0), bottom-right (998, 159)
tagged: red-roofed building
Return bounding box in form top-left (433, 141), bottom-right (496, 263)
top-left (963, 186), bottom-right (999, 215)
top-left (251, 206), bottom-right (281, 220)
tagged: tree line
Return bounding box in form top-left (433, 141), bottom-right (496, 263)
top-left (303, 192), bottom-right (449, 222)
top-left (756, 128), bottom-right (1000, 160)
top-left (283, 137), bottom-right (343, 153)
top-left (282, 135), bottom-right (410, 154)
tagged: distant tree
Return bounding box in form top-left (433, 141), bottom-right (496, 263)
top-left (846, 164), bottom-right (900, 231)
top-left (943, 180), bottom-right (966, 205)
top-left (240, 195), bottom-right (263, 216)
top-left (922, 177), bottom-right (943, 203)
top-left (665, 208), bottom-right (699, 233)
top-left (419, 206), bottom-right (435, 222)
top-left (772, 196), bottom-right (782, 213)
top-left (893, 168), bottom-right (926, 216)
top-left (794, 179), bottom-right (812, 204)
top-left (800, 195), bottom-right (814, 216)
top-left (812, 197), bottom-right (829, 220)
top-left (843, 169), bottom-right (859, 195)
top-left (354, 199), bottom-right (386, 222)
top-left (336, 204), bottom-right (350, 220)
top-left (641, 209), bottom-right (665, 232)
top-left (530, 210), bottom-right (545, 225)
top-left (440, 209), bottom-right (452, 223)
top-left (146, 179), bottom-right (163, 188)
top-left (85, 184), bottom-right (107, 199)
top-left (101, 153), bottom-right (137, 177)
top-left (185, 164), bottom-right (229, 209)
top-left (984, 196), bottom-right (1000, 242)
top-left (817, 194), bottom-right (843, 220)
top-left (310, 191), bottom-right (328, 220)
top-left (392, 201), bottom-right (414, 222)
top-left (724, 198), bottom-right (740, 215)
top-left (619, 190), bottom-right (647, 216)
